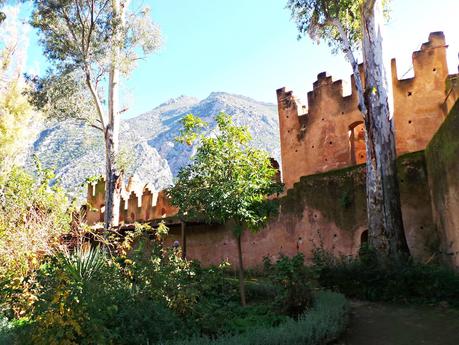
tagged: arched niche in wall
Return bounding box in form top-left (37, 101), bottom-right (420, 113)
top-left (348, 121), bottom-right (366, 165)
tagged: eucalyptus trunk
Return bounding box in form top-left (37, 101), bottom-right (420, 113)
top-left (361, 0), bottom-right (409, 259)
top-left (236, 234), bottom-right (247, 306)
top-left (103, 122), bottom-right (121, 229)
top-left (103, 0), bottom-right (123, 230)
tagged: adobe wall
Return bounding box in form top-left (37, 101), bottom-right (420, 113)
top-left (426, 100), bottom-right (459, 267)
top-left (164, 152), bottom-right (439, 268)
top-left (278, 32), bottom-right (456, 190)
top-left (86, 176), bottom-right (178, 226)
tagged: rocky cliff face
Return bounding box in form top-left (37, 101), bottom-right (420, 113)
top-left (30, 92), bottom-right (279, 198)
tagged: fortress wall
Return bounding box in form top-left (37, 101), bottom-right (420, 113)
top-left (278, 32), bottom-right (456, 190)
top-left (163, 152), bottom-right (438, 268)
top-left (426, 100), bottom-right (459, 267)
top-left (86, 178), bottom-right (178, 226)
top-left (85, 32), bottom-right (459, 269)
top-left (392, 32), bottom-right (449, 155)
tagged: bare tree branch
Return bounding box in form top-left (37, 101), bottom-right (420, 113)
top-left (85, 69), bottom-right (106, 130)
top-left (331, 18), bottom-right (368, 117)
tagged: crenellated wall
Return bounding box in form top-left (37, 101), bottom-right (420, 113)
top-left (84, 32), bottom-right (459, 269)
top-left (162, 151), bottom-right (440, 267)
top-left (86, 176), bottom-right (178, 225)
top-left (278, 32), bottom-right (458, 190)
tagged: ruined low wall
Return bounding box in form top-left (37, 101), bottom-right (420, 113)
top-left (426, 100), bottom-right (459, 266)
top-left (86, 178), bottom-right (178, 225)
top-left (165, 152), bottom-right (439, 268)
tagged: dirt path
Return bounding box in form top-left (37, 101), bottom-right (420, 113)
top-left (333, 301), bottom-right (459, 345)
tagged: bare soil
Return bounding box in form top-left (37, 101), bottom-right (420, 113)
top-left (333, 300), bottom-right (459, 345)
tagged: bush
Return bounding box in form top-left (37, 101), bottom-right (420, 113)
top-left (315, 248), bottom-right (459, 306)
top-left (15, 245), bottom-right (189, 345)
top-left (0, 165), bottom-right (71, 320)
top-left (263, 253), bottom-right (313, 317)
top-left (0, 317), bottom-right (15, 345)
top-left (166, 291), bottom-right (348, 345)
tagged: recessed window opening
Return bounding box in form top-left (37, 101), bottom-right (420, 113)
top-left (349, 121), bottom-right (366, 165)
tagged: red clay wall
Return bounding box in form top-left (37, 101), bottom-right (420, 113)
top-left (278, 32), bottom-right (456, 190)
top-left (164, 152), bottom-right (439, 268)
top-left (426, 99), bottom-right (459, 267)
top-left (86, 178), bottom-right (178, 226)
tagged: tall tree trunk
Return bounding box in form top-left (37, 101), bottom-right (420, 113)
top-left (180, 220), bottom-right (187, 259)
top-left (103, 125), bottom-right (121, 229)
top-left (361, 0), bottom-right (410, 259)
top-left (236, 234), bottom-right (247, 306)
top-left (103, 0), bottom-right (123, 230)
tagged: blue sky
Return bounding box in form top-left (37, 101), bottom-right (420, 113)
top-left (20, 0), bottom-right (459, 118)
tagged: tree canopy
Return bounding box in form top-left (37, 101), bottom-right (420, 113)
top-left (169, 112), bottom-right (282, 306)
top-left (30, 0), bottom-right (161, 130)
top-left (287, 0), bottom-right (390, 55)
top-left (169, 113), bottom-right (282, 234)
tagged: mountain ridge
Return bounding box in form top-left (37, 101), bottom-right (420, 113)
top-left (29, 92), bottom-right (280, 199)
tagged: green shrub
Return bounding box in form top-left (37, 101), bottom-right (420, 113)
top-left (0, 317), bottom-right (14, 345)
top-left (263, 253), bottom-right (313, 317)
top-left (166, 291), bottom-right (348, 345)
top-left (17, 245), bottom-right (189, 345)
top-left (0, 165), bottom-right (71, 320)
top-left (315, 249), bottom-right (459, 306)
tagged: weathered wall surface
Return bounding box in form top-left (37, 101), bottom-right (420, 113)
top-left (86, 176), bottom-right (178, 225)
top-left (85, 32), bottom-right (459, 269)
top-left (278, 32), bottom-right (455, 190)
top-left (426, 100), bottom-right (459, 266)
top-left (164, 153), bottom-right (438, 268)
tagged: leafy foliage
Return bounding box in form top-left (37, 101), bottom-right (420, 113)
top-left (169, 112), bottom-right (282, 305)
top-left (0, 79), bottom-right (39, 177)
top-left (169, 112), bottom-right (282, 232)
top-left (263, 254), bottom-right (313, 317)
top-left (25, 71), bottom-right (98, 127)
top-left (6, 235), bottom-right (190, 345)
top-left (167, 291), bottom-right (349, 345)
top-left (314, 247), bottom-right (459, 306)
top-left (286, 0), bottom-right (390, 55)
top-left (30, 0), bottom-right (161, 75)
top-left (0, 5), bottom-right (41, 178)
top-left (287, 0), bottom-right (362, 53)
top-left (29, 0), bottom-right (161, 127)
top-left (0, 165), bottom-right (72, 320)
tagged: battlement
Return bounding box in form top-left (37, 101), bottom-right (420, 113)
top-left (278, 32), bottom-right (458, 190)
top-left (86, 176), bottom-right (178, 225)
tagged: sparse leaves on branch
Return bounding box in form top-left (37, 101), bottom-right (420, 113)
top-left (31, 0), bottom-right (162, 229)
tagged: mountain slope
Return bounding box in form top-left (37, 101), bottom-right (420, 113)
top-left (30, 92), bottom-right (280, 198)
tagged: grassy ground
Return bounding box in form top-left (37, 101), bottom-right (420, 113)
top-left (333, 301), bottom-right (459, 345)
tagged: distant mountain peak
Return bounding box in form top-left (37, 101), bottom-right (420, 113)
top-left (204, 92), bottom-right (275, 107)
top-left (158, 95), bottom-right (199, 107)
top-left (30, 91), bottom-right (280, 199)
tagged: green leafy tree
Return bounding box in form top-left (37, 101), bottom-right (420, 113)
top-left (287, 0), bottom-right (409, 260)
top-left (168, 113), bottom-right (282, 306)
top-left (30, 0), bottom-right (161, 229)
top-left (0, 4), bottom-right (41, 179)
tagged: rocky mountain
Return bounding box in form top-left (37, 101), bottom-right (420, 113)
top-left (29, 92), bottom-right (280, 199)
